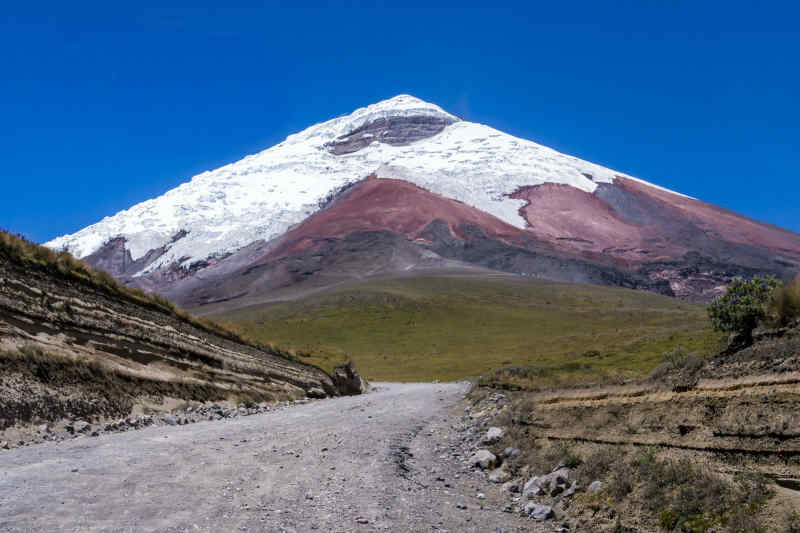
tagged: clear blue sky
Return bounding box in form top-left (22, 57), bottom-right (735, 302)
top-left (3, 1), bottom-right (798, 243)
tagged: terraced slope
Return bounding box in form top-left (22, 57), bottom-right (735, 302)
top-left (0, 232), bottom-right (363, 439)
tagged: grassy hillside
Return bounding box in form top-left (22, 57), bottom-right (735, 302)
top-left (215, 275), bottom-right (721, 383)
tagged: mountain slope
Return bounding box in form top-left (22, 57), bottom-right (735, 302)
top-left (45, 95), bottom-right (800, 306)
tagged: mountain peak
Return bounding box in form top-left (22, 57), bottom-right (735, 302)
top-left (360, 94), bottom-right (455, 116)
top-left (44, 95), bottom-right (666, 267)
top-left (46, 94), bottom-right (799, 305)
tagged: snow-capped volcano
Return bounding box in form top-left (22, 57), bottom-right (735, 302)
top-left (46, 94), bottom-right (800, 305)
top-left (48, 95), bottom-right (672, 270)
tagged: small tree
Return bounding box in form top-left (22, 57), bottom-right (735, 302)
top-left (707, 276), bottom-right (781, 338)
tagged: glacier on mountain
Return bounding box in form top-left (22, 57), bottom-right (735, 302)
top-left (46, 94), bottom-right (681, 274)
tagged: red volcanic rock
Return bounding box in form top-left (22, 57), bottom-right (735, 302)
top-left (142, 175), bottom-right (797, 307)
top-left (269, 176), bottom-right (525, 259)
top-left (509, 183), bottom-right (679, 265)
top-left (616, 177), bottom-right (800, 261)
top-left (508, 177), bottom-right (800, 270)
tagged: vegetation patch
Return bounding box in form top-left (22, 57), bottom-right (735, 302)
top-left (769, 275), bottom-right (800, 327)
top-left (583, 447), bottom-right (774, 532)
top-left (216, 275), bottom-right (721, 383)
top-left (707, 276), bottom-right (781, 339)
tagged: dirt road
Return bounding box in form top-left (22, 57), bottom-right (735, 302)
top-left (0, 383), bottom-right (534, 533)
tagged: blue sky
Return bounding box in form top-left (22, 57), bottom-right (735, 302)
top-left (2, 1), bottom-right (798, 243)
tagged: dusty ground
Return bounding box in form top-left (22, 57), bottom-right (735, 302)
top-left (0, 383), bottom-right (547, 533)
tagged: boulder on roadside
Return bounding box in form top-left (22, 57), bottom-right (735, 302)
top-left (67, 420), bottom-right (90, 434)
top-left (332, 361), bottom-right (369, 395)
top-left (488, 466), bottom-right (512, 484)
top-left (502, 480), bottom-right (521, 493)
top-left (503, 447), bottom-right (520, 458)
top-left (524, 467), bottom-right (572, 498)
top-left (469, 449), bottom-right (498, 470)
top-left (482, 426), bottom-right (505, 444)
top-left (523, 476), bottom-right (543, 499)
top-left (522, 503), bottom-right (555, 520)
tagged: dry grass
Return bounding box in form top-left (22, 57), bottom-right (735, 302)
top-left (769, 275), bottom-right (800, 326)
top-left (557, 441), bottom-right (771, 532)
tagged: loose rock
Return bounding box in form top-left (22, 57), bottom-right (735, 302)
top-left (588, 480), bottom-right (604, 493)
top-left (482, 426), bottom-right (504, 444)
top-left (523, 503), bottom-right (555, 521)
top-left (488, 467), bottom-right (511, 484)
top-left (469, 449), bottom-right (497, 470)
top-left (503, 447), bottom-right (519, 458)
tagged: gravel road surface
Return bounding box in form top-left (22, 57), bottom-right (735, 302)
top-left (1, 383), bottom-right (535, 532)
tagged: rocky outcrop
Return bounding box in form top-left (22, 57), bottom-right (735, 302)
top-left (84, 230), bottom-right (191, 279)
top-left (331, 361), bottom-right (369, 395)
top-left (325, 115), bottom-right (457, 155)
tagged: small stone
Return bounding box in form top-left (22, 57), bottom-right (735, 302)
top-left (68, 420), bottom-right (90, 434)
top-left (502, 480), bottom-right (521, 493)
top-left (455, 503), bottom-right (467, 510)
top-left (38, 424), bottom-right (50, 433)
top-left (561, 481), bottom-right (577, 498)
top-left (588, 480), bottom-right (604, 493)
top-left (0, 441), bottom-right (9, 450)
top-left (503, 447), bottom-right (519, 458)
top-left (162, 415), bottom-right (178, 426)
top-left (523, 503), bottom-right (555, 520)
top-left (469, 449), bottom-right (497, 470)
top-left (482, 427), bottom-right (505, 444)
top-left (355, 517), bottom-right (369, 524)
top-left (488, 467), bottom-right (511, 484)
top-left (477, 493), bottom-right (485, 500)
top-left (523, 476), bottom-right (543, 499)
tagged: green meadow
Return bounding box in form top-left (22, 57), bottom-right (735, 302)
top-left (215, 275), bottom-right (720, 383)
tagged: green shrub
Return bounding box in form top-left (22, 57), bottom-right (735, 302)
top-left (769, 275), bottom-right (800, 326)
top-left (650, 346), bottom-right (704, 382)
top-left (557, 441), bottom-right (582, 469)
top-left (237, 394), bottom-right (256, 409)
top-left (607, 460), bottom-right (636, 500)
top-left (596, 448), bottom-right (772, 532)
top-left (783, 510), bottom-right (800, 533)
top-left (575, 446), bottom-right (624, 484)
top-left (707, 277), bottom-right (781, 338)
